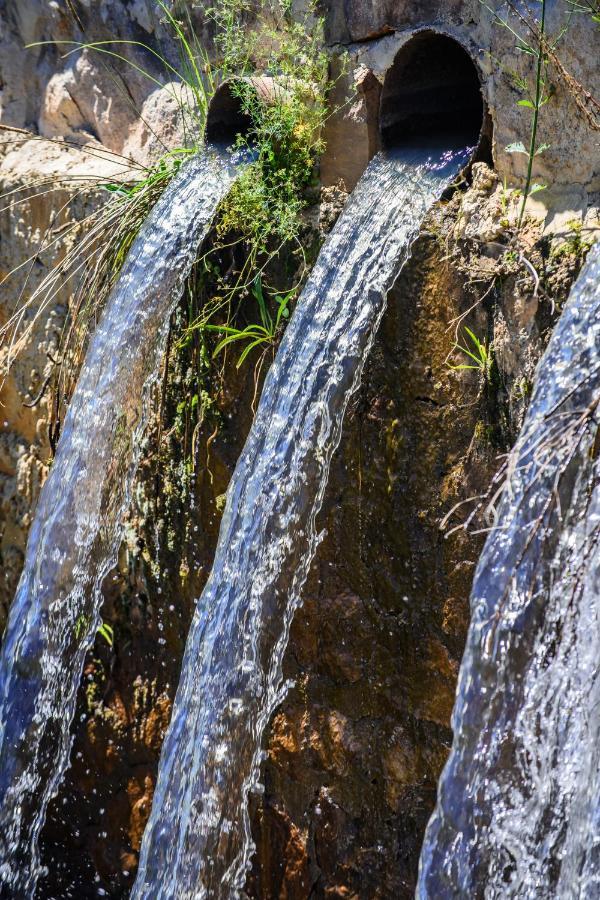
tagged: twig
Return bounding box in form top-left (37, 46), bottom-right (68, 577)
top-left (518, 251), bottom-right (541, 299)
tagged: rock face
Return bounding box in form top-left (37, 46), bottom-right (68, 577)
top-left (0, 1), bottom-right (599, 897)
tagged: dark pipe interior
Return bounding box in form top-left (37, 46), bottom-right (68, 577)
top-left (206, 81), bottom-right (253, 146)
top-left (380, 32), bottom-right (485, 150)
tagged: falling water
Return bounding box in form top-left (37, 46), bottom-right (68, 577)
top-left (133, 137), bottom-right (473, 899)
top-left (418, 242), bottom-right (600, 898)
top-left (0, 147), bottom-right (243, 896)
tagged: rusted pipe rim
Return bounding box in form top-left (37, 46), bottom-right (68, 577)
top-left (379, 29), bottom-right (487, 154)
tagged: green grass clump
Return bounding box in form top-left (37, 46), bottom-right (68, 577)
top-left (449, 327), bottom-right (494, 379)
top-left (216, 0), bottom-right (330, 248)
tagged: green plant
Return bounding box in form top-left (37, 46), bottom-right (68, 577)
top-left (97, 622), bottom-right (114, 647)
top-left (0, 141), bottom-right (197, 444)
top-left (511, 376), bottom-right (532, 402)
top-left (482, 0), bottom-right (599, 236)
top-left (565, 0), bottom-right (600, 22)
top-left (30, 0), bottom-right (214, 143)
top-left (175, 0), bottom-right (337, 396)
top-left (510, 0), bottom-right (549, 228)
top-left (552, 218), bottom-right (594, 258)
top-left (482, 0), bottom-right (550, 228)
top-left (1, 0), bottom-right (216, 393)
top-left (74, 614), bottom-right (113, 647)
top-left (204, 274), bottom-right (293, 367)
top-left (207, 0), bottom-right (333, 297)
top-left (449, 327), bottom-right (494, 378)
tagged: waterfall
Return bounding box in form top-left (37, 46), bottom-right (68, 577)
top-left (0, 147), bottom-right (244, 896)
top-left (133, 137), bottom-right (473, 899)
top-left (418, 243), bottom-right (600, 898)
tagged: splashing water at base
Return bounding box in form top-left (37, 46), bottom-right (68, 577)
top-left (0, 148), bottom-right (243, 896)
top-left (133, 138), bottom-right (473, 900)
top-left (418, 243), bottom-right (600, 899)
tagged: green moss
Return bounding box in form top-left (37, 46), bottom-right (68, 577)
top-left (473, 419), bottom-right (495, 445)
top-left (551, 219), bottom-right (594, 260)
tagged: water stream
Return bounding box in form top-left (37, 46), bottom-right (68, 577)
top-left (0, 147), bottom-right (243, 896)
top-left (418, 242), bottom-right (600, 898)
top-left (133, 138), bottom-right (473, 899)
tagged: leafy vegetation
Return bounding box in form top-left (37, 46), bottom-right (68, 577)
top-left (185, 0), bottom-right (334, 386)
top-left (204, 274), bottom-right (294, 368)
top-left (552, 218), bottom-right (595, 258)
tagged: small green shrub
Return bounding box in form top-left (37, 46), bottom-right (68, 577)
top-left (178, 0), bottom-right (339, 419)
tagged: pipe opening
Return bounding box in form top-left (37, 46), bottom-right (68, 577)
top-left (205, 80), bottom-right (254, 146)
top-left (380, 32), bottom-right (486, 151)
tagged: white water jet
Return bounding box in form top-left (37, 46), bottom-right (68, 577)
top-left (0, 147), bottom-right (244, 897)
top-left (418, 243), bottom-right (600, 899)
